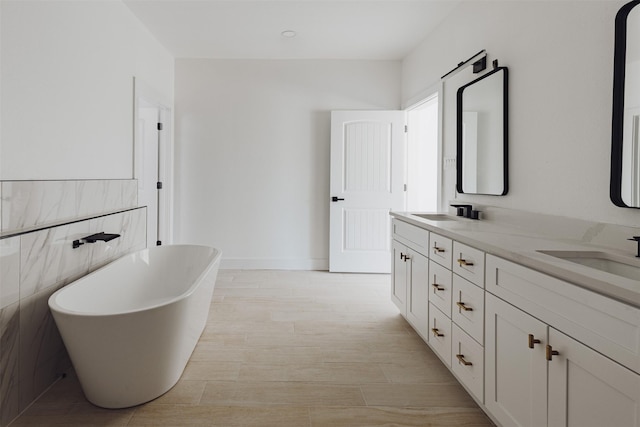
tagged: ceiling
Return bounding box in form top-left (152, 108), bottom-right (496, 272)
top-left (123, 0), bottom-right (461, 60)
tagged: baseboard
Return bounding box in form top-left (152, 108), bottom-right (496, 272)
top-left (220, 258), bottom-right (329, 271)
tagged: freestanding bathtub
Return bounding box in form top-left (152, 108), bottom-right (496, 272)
top-left (48, 244), bottom-right (221, 408)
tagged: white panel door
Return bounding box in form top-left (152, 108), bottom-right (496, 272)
top-left (329, 110), bottom-right (406, 273)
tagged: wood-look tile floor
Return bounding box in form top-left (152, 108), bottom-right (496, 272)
top-left (10, 270), bottom-right (494, 426)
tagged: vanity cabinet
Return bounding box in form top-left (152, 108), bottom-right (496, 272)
top-left (392, 220), bottom-right (486, 403)
top-left (486, 255), bottom-right (640, 427)
top-left (391, 215), bottom-right (640, 427)
top-left (486, 292), bottom-right (640, 427)
top-left (391, 221), bottom-right (430, 339)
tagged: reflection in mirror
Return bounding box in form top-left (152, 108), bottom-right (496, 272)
top-left (456, 67), bottom-right (508, 195)
top-left (611, 0), bottom-right (640, 208)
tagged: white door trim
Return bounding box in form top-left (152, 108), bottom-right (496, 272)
top-left (133, 77), bottom-right (174, 246)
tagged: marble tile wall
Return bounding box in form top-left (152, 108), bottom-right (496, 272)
top-left (0, 179), bottom-right (145, 426)
top-left (1, 180), bottom-right (137, 235)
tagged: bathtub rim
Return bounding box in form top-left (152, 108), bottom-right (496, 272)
top-left (48, 244), bottom-right (222, 318)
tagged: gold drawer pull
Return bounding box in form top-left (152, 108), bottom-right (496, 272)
top-left (431, 283), bottom-right (445, 291)
top-left (528, 334), bottom-right (541, 349)
top-left (456, 301), bottom-right (473, 311)
top-left (431, 328), bottom-right (444, 337)
top-left (433, 246), bottom-right (445, 253)
top-left (546, 345), bottom-right (560, 361)
top-left (457, 258), bottom-right (474, 267)
top-left (456, 354), bottom-right (473, 366)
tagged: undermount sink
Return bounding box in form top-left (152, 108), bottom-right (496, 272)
top-left (412, 213), bottom-right (456, 221)
top-left (537, 250), bottom-right (640, 281)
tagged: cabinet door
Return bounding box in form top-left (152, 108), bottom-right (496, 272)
top-left (548, 328), bottom-right (640, 427)
top-left (406, 249), bottom-right (429, 339)
top-left (391, 240), bottom-right (408, 315)
top-left (485, 294), bottom-right (548, 427)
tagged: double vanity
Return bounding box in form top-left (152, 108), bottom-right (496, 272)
top-left (390, 211), bottom-right (640, 427)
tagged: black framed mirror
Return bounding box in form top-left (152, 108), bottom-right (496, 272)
top-left (456, 66), bottom-right (509, 195)
top-left (611, 0), bottom-right (640, 208)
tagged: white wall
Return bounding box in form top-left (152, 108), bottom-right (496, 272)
top-left (0, 0), bottom-right (174, 180)
top-left (174, 59), bottom-right (400, 269)
top-left (402, 0), bottom-right (640, 226)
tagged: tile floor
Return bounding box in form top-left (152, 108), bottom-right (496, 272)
top-left (10, 270), bottom-right (494, 426)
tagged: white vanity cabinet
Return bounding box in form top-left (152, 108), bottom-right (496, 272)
top-left (391, 220), bottom-right (430, 339)
top-left (391, 214), bottom-right (640, 427)
top-left (486, 255), bottom-right (640, 427)
top-left (392, 219), bottom-right (487, 403)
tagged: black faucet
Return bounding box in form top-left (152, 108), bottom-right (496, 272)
top-left (72, 232), bottom-right (121, 249)
top-left (628, 236), bottom-right (640, 257)
top-left (450, 204), bottom-right (480, 220)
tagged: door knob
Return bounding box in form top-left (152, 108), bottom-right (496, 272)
top-left (331, 196), bottom-right (345, 202)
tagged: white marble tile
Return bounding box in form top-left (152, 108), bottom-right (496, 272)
top-left (0, 301), bottom-right (20, 426)
top-left (88, 207), bottom-right (147, 267)
top-left (76, 180), bottom-right (137, 219)
top-left (1, 181), bottom-right (74, 233)
top-left (19, 284), bottom-right (68, 412)
top-left (0, 237), bottom-right (20, 309)
top-left (19, 221), bottom-right (92, 299)
top-left (1, 180), bottom-right (137, 234)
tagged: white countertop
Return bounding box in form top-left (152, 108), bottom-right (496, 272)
top-left (391, 211), bottom-right (640, 308)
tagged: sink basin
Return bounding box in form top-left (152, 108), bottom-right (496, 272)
top-left (537, 250), bottom-right (640, 281)
top-left (412, 213), bottom-right (455, 221)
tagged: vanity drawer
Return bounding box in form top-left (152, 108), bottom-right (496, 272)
top-left (429, 260), bottom-right (452, 317)
top-left (452, 323), bottom-right (484, 403)
top-left (428, 303), bottom-right (451, 367)
top-left (452, 274), bottom-right (485, 344)
top-left (453, 242), bottom-right (485, 288)
top-left (392, 219), bottom-right (430, 256)
top-left (486, 255), bottom-right (640, 374)
top-left (429, 232), bottom-right (453, 268)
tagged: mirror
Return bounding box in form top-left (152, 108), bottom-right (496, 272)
top-left (456, 67), bottom-right (509, 195)
top-left (611, 0), bottom-right (640, 208)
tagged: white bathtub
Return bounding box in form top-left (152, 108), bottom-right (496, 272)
top-left (48, 244), bottom-right (221, 408)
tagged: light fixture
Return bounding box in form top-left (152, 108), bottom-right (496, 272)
top-left (281, 30), bottom-right (297, 38)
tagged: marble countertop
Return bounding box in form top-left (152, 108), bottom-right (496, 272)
top-left (391, 211), bottom-right (640, 308)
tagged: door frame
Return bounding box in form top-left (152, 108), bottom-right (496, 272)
top-left (133, 77), bottom-right (174, 246)
top-left (404, 82), bottom-right (444, 212)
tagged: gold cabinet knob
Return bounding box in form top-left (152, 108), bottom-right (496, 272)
top-left (431, 283), bottom-right (445, 291)
top-left (456, 301), bottom-right (473, 311)
top-left (528, 334), bottom-right (541, 349)
top-left (457, 258), bottom-right (474, 266)
top-left (433, 245), bottom-right (445, 253)
top-left (431, 328), bottom-right (444, 337)
top-left (546, 344), bottom-right (560, 361)
top-left (456, 354), bottom-right (473, 366)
